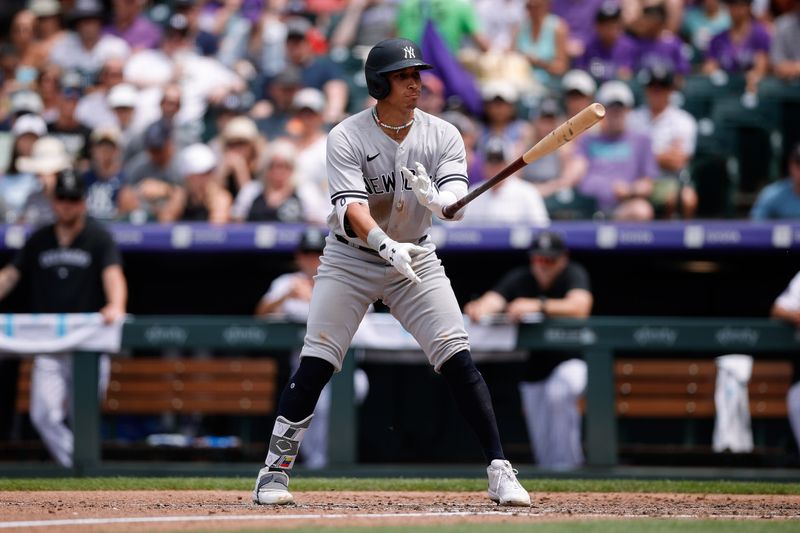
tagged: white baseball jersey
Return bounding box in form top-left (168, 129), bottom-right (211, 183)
top-left (326, 107), bottom-right (469, 243)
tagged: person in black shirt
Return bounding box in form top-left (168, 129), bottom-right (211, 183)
top-left (0, 168), bottom-right (127, 467)
top-left (464, 230), bottom-right (593, 469)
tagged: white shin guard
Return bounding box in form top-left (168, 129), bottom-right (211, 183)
top-left (265, 413), bottom-right (314, 470)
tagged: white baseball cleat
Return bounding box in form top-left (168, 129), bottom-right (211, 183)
top-left (487, 459), bottom-right (531, 506)
top-left (252, 467), bottom-right (294, 505)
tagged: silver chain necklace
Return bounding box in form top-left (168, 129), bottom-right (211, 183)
top-left (372, 106), bottom-right (414, 132)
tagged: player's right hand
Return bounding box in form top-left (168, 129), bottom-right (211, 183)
top-left (378, 238), bottom-right (427, 284)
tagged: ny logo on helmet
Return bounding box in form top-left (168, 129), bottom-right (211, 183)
top-left (403, 46), bottom-right (415, 59)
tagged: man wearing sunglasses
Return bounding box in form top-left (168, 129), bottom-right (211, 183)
top-left (0, 167), bottom-right (127, 468)
top-left (464, 230), bottom-right (593, 469)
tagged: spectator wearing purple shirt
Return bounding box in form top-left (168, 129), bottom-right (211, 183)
top-left (551, 0), bottom-right (606, 58)
top-left (703, 0), bottom-right (770, 94)
top-left (633, 2), bottom-right (690, 76)
top-left (105, 0), bottom-right (162, 51)
top-left (576, 2), bottom-right (637, 81)
top-left (567, 81), bottom-right (658, 220)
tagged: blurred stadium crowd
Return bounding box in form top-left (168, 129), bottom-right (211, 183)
top-left (0, 0), bottom-right (799, 227)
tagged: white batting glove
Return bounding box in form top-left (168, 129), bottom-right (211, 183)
top-left (403, 162), bottom-right (439, 209)
top-left (377, 237), bottom-right (427, 284)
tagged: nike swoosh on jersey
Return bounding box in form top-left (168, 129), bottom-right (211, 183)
top-left (367, 153), bottom-right (380, 161)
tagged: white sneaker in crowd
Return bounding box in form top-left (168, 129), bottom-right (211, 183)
top-left (252, 467), bottom-right (294, 505)
top-left (486, 459), bottom-right (531, 506)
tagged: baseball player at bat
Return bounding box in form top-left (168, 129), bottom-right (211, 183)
top-left (252, 38), bottom-right (530, 507)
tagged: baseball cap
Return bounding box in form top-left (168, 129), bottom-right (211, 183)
top-left (298, 227), bottom-right (326, 253)
top-left (222, 116), bottom-right (259, 143)
top-left (596, 1), bottom-right (622, 22)
top-left (215, 93), bottom-right (244, 114)
top-left (165, 13), bottom-right (189, 36)
top-left (292, 87), bottom-right (325, 113)
top-left (562, 69), bottom-right (597, 97)
top-left (143, 119), bottom-right (172, 149)
top-left (91, 125), bottom-right (121, 145)
top-left (28, 0), bottom-right (61, 17)
top-left (596, 80), bottom-right (634, 108)
top-left (529, 231), bottom-right (566, 257)
top-left (271, 66), bottom-right (303, 87)
top-left (12, 114), bottom-right (47, 137)
top-left (107, 83), bottom-right (138, 109)
top-left (54, 167), bottom-right (86, 200)
top-left (180, 143), bottom-right (217, 176)
top-left (17, 136), bottom-right (72, 174)
top-left (536, 97), bottom-right (561, 118)
top-left (68, 0), bottom-right (103, 23)
top-left (10, 90), bottom-right (44, 116)
top-left (639, 62), bottom-right (675, 88)
top-left (484, 136), bottom-right (508, 163)
top-left (481, 81), bottom-right (518, 103)
top-left (286, 17), bottom-right (311, 39)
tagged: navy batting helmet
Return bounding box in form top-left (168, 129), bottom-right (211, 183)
top-left (365, 38), bottom-right (432, 100)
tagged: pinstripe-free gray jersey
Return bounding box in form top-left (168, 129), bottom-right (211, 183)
top-left (325, 107), bottom-right (469, 243)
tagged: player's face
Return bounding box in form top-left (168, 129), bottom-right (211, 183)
top-left (531, 253), bottom-right (567, 285)
top-left (53, 196), bottom-right (86, 227)
top-left (384, 67), bottom-right (422, 110)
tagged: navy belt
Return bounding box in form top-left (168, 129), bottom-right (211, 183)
top-left (334, 233), bottom-right (427, 256)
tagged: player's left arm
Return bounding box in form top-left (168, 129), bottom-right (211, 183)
top-left (403, 122), bottom-right (469, 221)
top-left (101, 265), bottom-right (127, 324)
top-left (99, 235), bottom-right (127, 324)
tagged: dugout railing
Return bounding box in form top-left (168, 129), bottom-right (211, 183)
top-left (2, 315), bottom-right (799, 477)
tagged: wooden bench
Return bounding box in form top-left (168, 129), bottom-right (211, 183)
top-left (614, 359), bottom-right (792, 419)
top-left (16, 357), bottom-right (278, 416)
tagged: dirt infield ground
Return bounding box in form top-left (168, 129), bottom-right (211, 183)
top-left (1, 491), bottom-right (799, 531)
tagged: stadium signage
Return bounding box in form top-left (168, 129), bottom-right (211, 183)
top-left (143, 326), bottom-right (188, 345)
top-left (632, 326), bottom-right (678, 346)
top-left (222, 326), bottom-right (267, 346)
top-left (714, 327), bottom-right (759, 347)
top-left (543, 327), bottom-right (596, 345)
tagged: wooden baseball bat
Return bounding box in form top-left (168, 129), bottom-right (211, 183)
top-left (442, 102), bottom-right (606, 219)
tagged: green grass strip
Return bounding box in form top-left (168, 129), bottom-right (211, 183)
top-left (2, 477), bottom-right (800, 494)
top-left (189, 522), bottom-right (800, 533)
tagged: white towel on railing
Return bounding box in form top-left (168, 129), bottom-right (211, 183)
top-left (712, 354), bottom-right (754, 453)
top-left (0, 313), bottom-right (123, 354)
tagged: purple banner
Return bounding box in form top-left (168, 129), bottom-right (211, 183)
top-left (0, 222), bottom-right (797, 253)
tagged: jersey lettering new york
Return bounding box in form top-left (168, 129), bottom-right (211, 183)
top-left (362, 170), bottom-right (416, 195)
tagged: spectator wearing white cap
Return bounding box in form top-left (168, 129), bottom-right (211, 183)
top-left (82, 126), bottom-right (129, 222)
top-left (564, 80), bottom-right (658, 220)
top-left (478, 81), bottom-right (533, 163)
top-left (74, 57), bottom-right (127, 130)
top-left (16, 135), bottom-right (73, 225)
top-left (49, 0), bottom-right (130, 79)
top-left (561, 69), bottom-right (597, 119)
top-left (106, 83), bottom-right (140, 162)
top-left (9, 89), bottom-right (45, 122)
top-left (234, 138), bottom-right (311, 223)
top-left (214, 115), bottom-right (264, 199)
top-left (459, 136), bottom-right (550, 226)
top-left (289, 87), bottom-right (329, 225)
top-left (161, 143), bottom-right (232, 224)
top-left (0, 115), bottom-right (48, 222)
